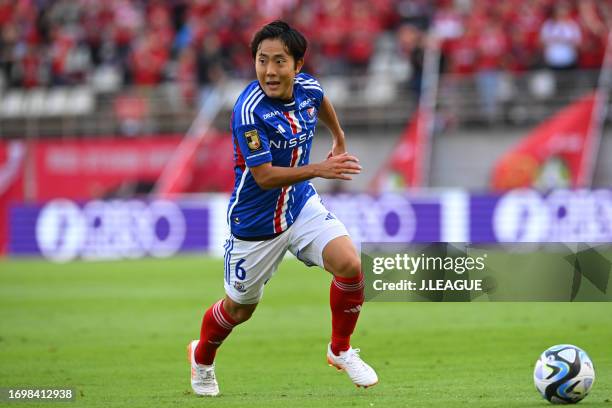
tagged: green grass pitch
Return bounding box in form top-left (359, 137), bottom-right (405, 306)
top-left (1, 256), bottom-right (611, 407)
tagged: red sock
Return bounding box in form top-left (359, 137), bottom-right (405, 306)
top-left (194, 299), bottom-right (237, 365)
top-left (330, 273), bottom-right (364, 356)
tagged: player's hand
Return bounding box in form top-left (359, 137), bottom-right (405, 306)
top-left (316, 152), bottom-right (361, 180)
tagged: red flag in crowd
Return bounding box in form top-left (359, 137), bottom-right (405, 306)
top-left (370, 108), bottom-right (430, 191)
top-left (491, 92), bottom-right (600, 190)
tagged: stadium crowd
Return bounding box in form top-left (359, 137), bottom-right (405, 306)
top-left (0, 0), bottom-right (610, 93)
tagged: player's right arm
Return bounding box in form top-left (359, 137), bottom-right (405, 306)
top-left (234, 105), bottom-right (362, 190)
top-left (249, 153), bottom-right (362, 190)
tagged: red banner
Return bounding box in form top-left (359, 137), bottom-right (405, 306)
top-left (155, 130), bottom-right (235, 198)
top-left (189, 133), bottom-right (235, 194)
top-left (32, 134), bottom-right (234, 201)
top-left (0, 141), bottom-right (26, 255)
top-left (491, 93), bottom-right (598, 190)
top-left (370, 108), bottom-right (429, 191)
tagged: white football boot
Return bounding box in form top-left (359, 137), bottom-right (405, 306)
top-left (326, 343), bottom-right (379, 388)
top-left (188, 340), bottom-right (219, 396)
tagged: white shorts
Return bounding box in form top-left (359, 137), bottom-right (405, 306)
top-left (223, 194), bottom-right (349, 304)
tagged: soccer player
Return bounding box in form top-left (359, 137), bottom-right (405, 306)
top-left (188, 20), bottom-right (378, 396)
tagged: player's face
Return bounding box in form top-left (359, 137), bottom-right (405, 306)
top-left (255, 38), bottom-right (303, 100)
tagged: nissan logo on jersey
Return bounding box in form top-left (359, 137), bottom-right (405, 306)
top-left (269, 130), bottom-right (314, 149)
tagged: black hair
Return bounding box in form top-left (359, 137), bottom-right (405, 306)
top-left (250, 20), bottom-right (308, 66)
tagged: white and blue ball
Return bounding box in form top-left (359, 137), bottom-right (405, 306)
top-left (533, 344), bottom-right (595, 404)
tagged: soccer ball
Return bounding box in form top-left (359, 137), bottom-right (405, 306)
top-left (533, 344), bottom-right (595, 404)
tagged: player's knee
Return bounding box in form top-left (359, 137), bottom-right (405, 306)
top-left (224, 299), bottom-right (257, 324)
top-left (332, 256), bottom-right (361, 279)
top-left (231, 308), bottom-right (255, 324)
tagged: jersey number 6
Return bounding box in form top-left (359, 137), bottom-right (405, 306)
top-left (235, 259), bottom-right (247, 280)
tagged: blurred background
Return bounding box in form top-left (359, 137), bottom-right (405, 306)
top-left (1, 0), bottom-right (611, 261)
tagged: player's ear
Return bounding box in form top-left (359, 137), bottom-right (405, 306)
top-left (295, 58), bottom-right (304, 74)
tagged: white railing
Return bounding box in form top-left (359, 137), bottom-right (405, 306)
top-left (0, 70), bottom-right (608, 138)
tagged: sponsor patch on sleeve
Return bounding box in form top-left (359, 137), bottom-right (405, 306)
top-left (244, 129), bottom-right (262, 152)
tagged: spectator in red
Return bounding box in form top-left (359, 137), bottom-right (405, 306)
top-left (8, 0), bottom-right (611, 93)
top-left (577, 0), bottom-right (607, 69)
top-left (129, 31), bottom-right (169, 86)
top-left (291, 5), bottom-right (318, 73)
top-left (0, 0), bottom-right (12, 26)
top-left (49, 28), bottom-right (75, 85)
top-left (513, 0), bottom-right (547, 56)
top-left (474, 19), bottom-right (509, 123)
top-left (147, 0), bottom-right (174, 50)
top-left (507, 28), bottom-right (540, 73)
top-left (464, 0), bottom-right (490, 34)
top-left (177, 46), bottom-right (196, 105)
top-left (507, 0), bottom-right (547, 73)
top-left (19, 44), bottom-right (42, 88)
top-left (447, 24), bottom-right (478, 76)
top-left (345, 1), bottom-right (380, 74)
top-left (317, 0), bottom-right (350, 74)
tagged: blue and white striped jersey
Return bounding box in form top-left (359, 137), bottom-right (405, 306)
top-left (227, 72), bottom-right (324, 239)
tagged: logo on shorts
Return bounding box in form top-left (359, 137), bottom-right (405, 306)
top-left (325, 213), bottom-right (336, 221)
top-left (244, 129), bottom-right (262, 151)
top-left (233, 281), bottom-right (246, 293)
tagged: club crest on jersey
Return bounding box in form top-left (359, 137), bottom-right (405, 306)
top-left (244, 129), bottom-right (261, 151)
top-left (307, 106), bottom-right (316, 118)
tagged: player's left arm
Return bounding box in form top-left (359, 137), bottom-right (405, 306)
top-left (318, 95), bottom-right (347, 158)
